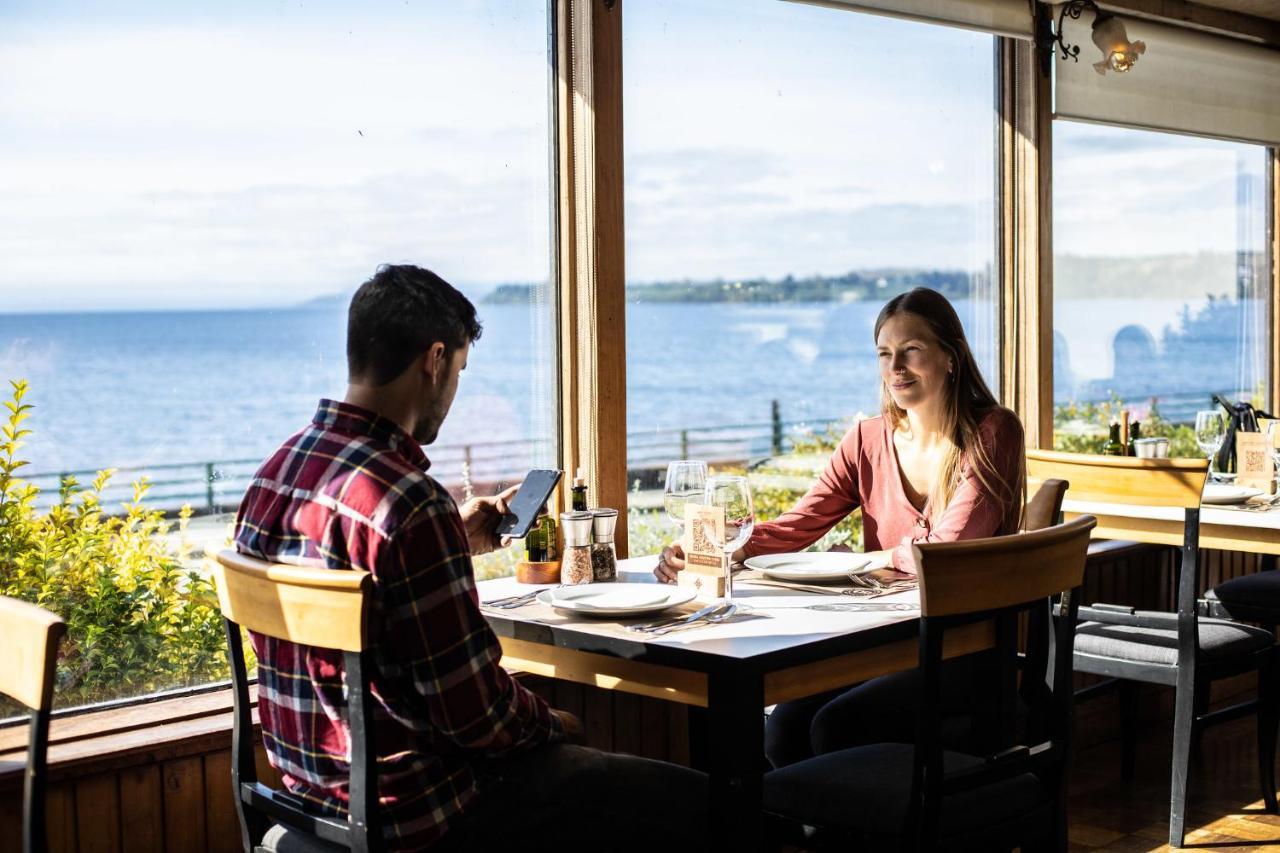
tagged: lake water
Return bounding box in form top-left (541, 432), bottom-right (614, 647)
top-left (0, 297), bottom-right (1261, 491)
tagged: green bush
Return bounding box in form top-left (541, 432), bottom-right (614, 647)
top-left (1053, 395), bottom-right (1199, 458)
top-left (0, 380), bottom-right (228, 714)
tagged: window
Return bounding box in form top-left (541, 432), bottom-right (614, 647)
top-left (0, 1), bottom-right (556, 712)
top-left (621, 0), bottom-right (998, 554)
top-left (1052, 121), bottom-right (1268, 454)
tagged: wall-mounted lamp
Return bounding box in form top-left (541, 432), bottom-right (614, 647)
top-left (1040, 1), bottom-right (1145, 77)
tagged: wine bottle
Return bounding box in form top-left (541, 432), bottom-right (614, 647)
top-left (571, 467), bottom-right (588, 512)
top-left (1127, 421), bottom-right (1141, 457)
top-left (1103, 421), bottom-right (1124, 456)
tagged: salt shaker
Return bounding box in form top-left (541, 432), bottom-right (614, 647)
top-left (591, 508), bottom-right (619, 582)
top-left (560, 511), bottom-right (595, 585)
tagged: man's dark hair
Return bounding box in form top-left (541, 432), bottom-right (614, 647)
top-left (347, 265), bottom-right (482, 386)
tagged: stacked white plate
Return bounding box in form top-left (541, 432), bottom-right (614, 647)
top-left (744, 552), bottom-right (877, 583)
top-left (1202, 484), bottom-right (1264, 505)
top-left (538, 583), bottom-right (696, 616)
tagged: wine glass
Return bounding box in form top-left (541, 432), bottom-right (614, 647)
top-left (1267, 422), bottom-right (1280, 492)
top-left (704, 475), bottom-right (755, 602)
top-left (664, 461), bottom-right (708, 531)
top-left (1194, 410), bottom-right (1226, 480)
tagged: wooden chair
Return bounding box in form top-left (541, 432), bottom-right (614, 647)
top-left (213, 550), bottom-right (380, 853)
top-left (1026, 450), bottom-right (1279, 846)
top-left (1024, 478), bottom-right (1068, 532)
top-left (763, 515), bottom-right (1096, 851)
top-left (0, 596), bottom-right (67, 853)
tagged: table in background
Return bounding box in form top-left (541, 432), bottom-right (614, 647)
top-left (1061, 498), bottom-right (1280, 555)
top-left (481, 557), bottom-right (993, 850)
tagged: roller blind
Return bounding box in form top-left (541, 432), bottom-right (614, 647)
top-left (786, 0), bottom-right (1035, 40)
top-left (1055, 14), bottom-right (1280, 147)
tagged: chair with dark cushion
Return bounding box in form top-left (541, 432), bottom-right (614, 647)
top-left (1205, 568), bottom-right (1280, 629)
top-left (0, 596), bottom-right (67, 853)
top-left (1027, 450), bottom-right (1279, 847)
top-left (214, 550), bottom-right (380, 853)
top-left (764, 515), bottom-right (1096, 851)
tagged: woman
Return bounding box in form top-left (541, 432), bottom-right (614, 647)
top-left (654, 287), bottom-right (1025, 766)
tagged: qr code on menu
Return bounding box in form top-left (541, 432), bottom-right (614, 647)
top-left (1246, 448), bottom-right (1267, 470)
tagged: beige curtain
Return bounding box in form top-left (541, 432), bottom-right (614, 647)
top-left (1055, 13), bottom-right (1280, 146)
top-left (785, 0), bottom-right (1035, 40)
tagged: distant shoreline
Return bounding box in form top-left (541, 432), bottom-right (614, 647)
top-left (484, 268), bottom-right (981, 305)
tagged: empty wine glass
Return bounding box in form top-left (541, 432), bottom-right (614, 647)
top-left (1194, 410), bottom-right (1226, 480)
top-left (1267, 422), bottom-right (1280, 492)
top-left (704, 474), bottom-right (755, 602)
top-left (664, 461), bottom-right (708, 533)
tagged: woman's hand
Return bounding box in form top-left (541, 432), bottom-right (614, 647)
top-left (654, 542), bottom-right (687, 584)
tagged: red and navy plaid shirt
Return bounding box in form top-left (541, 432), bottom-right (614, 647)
top-left (234, 399), bottom-right (562, 851)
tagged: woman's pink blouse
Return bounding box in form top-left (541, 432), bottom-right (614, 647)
top-left (743, 408), bottom-right (1025, 572)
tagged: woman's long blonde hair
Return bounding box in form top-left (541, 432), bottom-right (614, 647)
top-left (874, 288), bottom-right (1024, 527)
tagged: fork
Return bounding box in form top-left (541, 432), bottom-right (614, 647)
top-left (482, 589), bottom-right (541, 609)
top-left (646, 604), bottom-right (738, 636)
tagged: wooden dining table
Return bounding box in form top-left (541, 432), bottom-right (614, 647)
top-left (479, 557), bottom-right (994, 849)
top-left (1060, 495), bottom-right (1280, 555)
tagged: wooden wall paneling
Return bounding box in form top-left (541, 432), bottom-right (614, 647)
top-left (557, 0), bottom-right (628, 555)
top-left (73, 774), bottom-right (120, 853)
top-left (611, 692), bottom-right (642, 756)
top-left (46, 783), bottom-right (76, 853)
top-left (584, 687), bottom-right (614, 752)
top-left (118, 765), bottom-right (164, 853)
top-left (998, 34), bottom-right (1054, 448)
top-left (638, 698), bottom-right (670, 762)
top-left (162, 756), bottom-right (207, 853)
top-left (0, 789), bottom-right (21, 853)
top-left (202, 751), bottom-right (238, 853)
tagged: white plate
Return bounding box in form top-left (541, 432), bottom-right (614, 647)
top-left (539, 584), bottom-right (696, 616)
top-left (744, 552), bottom-right (879, 583)
top-left (1202, 484), bottom-right (1264, 505)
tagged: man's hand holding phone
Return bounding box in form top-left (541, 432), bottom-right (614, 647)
top-left (460, 485), bottom-right (519, 556)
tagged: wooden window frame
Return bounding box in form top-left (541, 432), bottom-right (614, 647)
top-left (5, 0), bottom-right (1278, 785)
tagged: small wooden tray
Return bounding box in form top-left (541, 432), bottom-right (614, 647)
top-left (516, 561), bottom-right (561, 584)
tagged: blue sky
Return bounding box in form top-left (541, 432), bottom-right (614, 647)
top-left (0, 0), bottom-right (1262, 312)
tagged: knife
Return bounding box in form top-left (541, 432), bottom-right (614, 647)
top-left (629, 602), bottom-right (724, 632)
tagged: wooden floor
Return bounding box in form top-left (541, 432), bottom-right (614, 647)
top-left (1068, 714), bottom-right (1280, 851)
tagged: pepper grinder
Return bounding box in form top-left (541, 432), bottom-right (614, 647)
top-left (560, 511), bottom-right (595, 585)
top-left (591, 508), bottom-right (619, 582)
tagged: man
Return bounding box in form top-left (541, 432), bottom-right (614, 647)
top-left (235, 265), bottom-right (706, 852)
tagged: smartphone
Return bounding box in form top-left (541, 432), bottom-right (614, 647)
top-left (493, 469), bottom-right (563, 539)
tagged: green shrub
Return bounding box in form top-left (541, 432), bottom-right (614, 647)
top-left (0, 380), bottom-right (228, 715)
top-left (1053, 395), bottom-right (1198, 457)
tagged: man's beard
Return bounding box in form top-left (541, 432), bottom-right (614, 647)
top-left (412, 413), bottom-right (441, 445)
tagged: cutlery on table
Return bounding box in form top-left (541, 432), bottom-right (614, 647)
top-left (629, 602), bottom-right (726, 633)
top-left (482, 589), bottom-right (542, 609)
top-left (646, 604), bottom-right (739, 636)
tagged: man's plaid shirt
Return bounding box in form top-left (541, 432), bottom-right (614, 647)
top-left (234, 400), bottom-right (562, 851)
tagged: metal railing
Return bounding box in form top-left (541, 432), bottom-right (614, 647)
top-left (23, 403), bottom-right (850, 514)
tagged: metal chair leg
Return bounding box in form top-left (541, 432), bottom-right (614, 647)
top-left (1259, 652), bottom-right (1280, 814)
top-left (1169, 681), bottom-right (1197, 847)
top-left (1119, 680), bottom-right (1138, 782)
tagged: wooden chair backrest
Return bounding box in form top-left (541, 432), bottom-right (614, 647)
top-left (1023, 478), bottom-right (1068, 532)
top-left (0, 596), bottom-right (66, 711)
top-left (213, 550), bottom-right (371, 652)
top-left (912, 515), bottom-right (1097, 618)
top-left (1026, 449), bottom-right (1207, 509)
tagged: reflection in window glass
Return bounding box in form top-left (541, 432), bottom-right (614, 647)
top-left (1052, 122), bottom-right (1267, 454)
top-left (622, 0), bottom-right (997, 555)
top-left (0, 1), bottom-right (555, 712)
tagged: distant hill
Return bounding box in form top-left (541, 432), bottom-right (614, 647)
top-left (483, 268), bottom-right (983, 305)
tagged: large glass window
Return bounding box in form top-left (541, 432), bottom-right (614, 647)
top-left (1052, 122), bottom-right (1268, 454)
top-left (0, 1), bottom-right (556, 712)
top-left (622, 1), bottom-right (998, 555)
